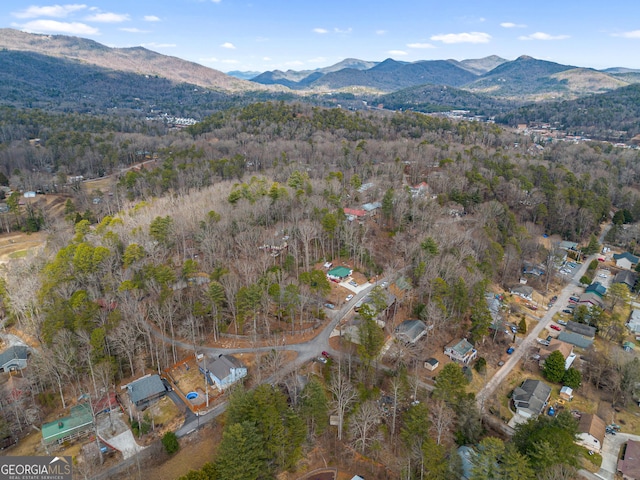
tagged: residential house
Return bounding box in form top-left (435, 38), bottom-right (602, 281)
top-left (343, 208), bottom-right (366, 222)
top-left (356, 290), bottom-right (398, 323)
top-left (0, 345), bottom-right (28, 372)
top-left (395, 319), bottom-right (429, 344)
top-left (362, 202), bottom-right (382, 215)
top-left (576, 414), bottom-right (606, 453)
top-left (510, 285), bottom-right (534, 301)
top-left (614, 252), bottom-right (640, 271)
top-left (424, 358), bottom-right (440, 371)
top-left (523, 261), bottom-right (545, 277)
top-left (537, 339), bottom-right (575, 369)
top-left (457, 445), bottom-right (476, 480)
top-left (557, 331), bottom-right (594, 349)
top-left (409, 182), bottom-right (429, 198)
top-left (618, 439), bottom-right (640, 479)
top-left (615, 270), bottom-right (638, 290)
top-left (558, 241), bottom-right (579, 252)
top-left (585, 282), bottom-right (607, 297)
top-left (512, 379), bottom-right (552, 418)
top-left (126, 374), bottom-right (166, 409)
top-left (579, 292), bottom-right (604, 308)
top-left (42, 403), bottom-right (94, 447)
top-left (486, 295), bottom-right (503, 324)
top-left (327, 266), bottom-right (352, 282)
top-left (206, 354), bottom-right (247, 390)
top-left (566, 321), bottom-right (596, 339)
top-left (628, 309), bottom-right (640, 334)
top-left (444, 339), bottom-right (477, 364)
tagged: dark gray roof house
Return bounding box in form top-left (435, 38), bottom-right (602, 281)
top-left (614, 270), bottom-right (638, 290)
top-left (126, 374), bottom-right (166, 408)
top-left (566, 321), bottom-right (596, 339)
top-left (512, 379), bottom-right (551, 418)
top-left (558, 331), bottom-right (593, 349)
top-left (0, 345), bottom-right (28, 372)
top-left (395, 319), bottom-right (429, 344)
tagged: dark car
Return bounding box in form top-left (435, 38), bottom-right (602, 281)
top-left (506, 347), bottom-right (515, 354)
top-left (162, 378), bottom-right (173, 392)
top-left (562, 309), bottom-right (573, 314)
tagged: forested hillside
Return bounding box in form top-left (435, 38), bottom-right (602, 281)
top-left (1, 102), bottom-right (640, 479)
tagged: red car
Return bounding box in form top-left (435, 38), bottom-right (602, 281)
top-left (550, 324), bottom-right (561, 331)
top-left (322, 351), bottom-right (330, 358)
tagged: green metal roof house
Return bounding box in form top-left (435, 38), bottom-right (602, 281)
top-left (42, 403), bottom-right (93, 446)
top-left (327, 266), bottom-right (352, 281)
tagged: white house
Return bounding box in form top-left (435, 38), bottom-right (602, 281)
top-left (444, 338), bottom-right (477, 364)
top-left (613, 252), bottom-right (640, 271)
top-left (628, 310), bottom-right (640, 334)
top-left (576, 414), bottom-right (606, 453)
top-left (0, 345), bottom-right (28, 372)
top-left (207, 355), bottom-right (247, 390)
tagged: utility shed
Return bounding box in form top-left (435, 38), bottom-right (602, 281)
top-left (42, 403), bottom-right (93, 446)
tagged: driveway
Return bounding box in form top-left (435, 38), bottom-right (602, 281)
top-left (598, 432), bottom-right (640, 480)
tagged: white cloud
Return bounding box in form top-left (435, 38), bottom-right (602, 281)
top-left (220, 59), bottom-right (239, 64)
top-left (407, 42), bottom-right (435, 49)
top-left (221, 42), bottom-right (236, 49)
top-left (211, 0), bottom-right (221, 3)
top-left (388, 50), bottom-right (408, 56)
top-left (376, 29), bottom-right (386, 35)
top-left (120, 27), bottom-right (148, 33)
top-left (85, 12), bottom-right (130, 23)
top-left (262, 56), bottom-right (271, 61)
top-left (12, 4), bottom-right (87, 19)
top-left (17, 19), bottom-right (98, 35)
top-left (612, 30), bottom-right (640, 39)
top-left (308, 57), bottom-right (327, 64)
top-left (501, 22), bottom-right (527, 28)
top-left (431, 32), bottom-right (491, 44)
top-left (142, 42), bottom-right (176, 49)
top-left (144, 15), bottom-right (160, 22)
top-left (199, 56), bottom-right (218, 63)
top-left (519, 32), bottom-right (570, 41)
top-left (334, 27), bottom-right (352, 34)
top-left (313, 28), bottom-right (328, 34)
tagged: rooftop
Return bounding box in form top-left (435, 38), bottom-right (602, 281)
top-left (126, 374), bottom-right (165, 405)
top-left (0, 345), bottom-right (28, 366)
top-left (209, 354), bottom-right (245, 381)
top-left (512, 379), bottom-right (551, 417)
top-left (42, 403), bottom-right (93, 444)
top-left (618, 439), bottom-right (640, 478)
top-left (327, 266), bottom-right (352, 278)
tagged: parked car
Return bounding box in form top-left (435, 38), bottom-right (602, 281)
top-left (569, 296), bottom-right (580, 302)
top-left (506, 347), bottom-right (515, 354)
top-left (538, 339), bottom-right (550, 346)
top-left (380, 281), bottom-right (389, 288)
top-left (562, 309), bottom-right (573, 314)
top-left (324, 303), bottom-right (335, 309)
top-left (349, 280), bottom-right (358, 287)
top-left (550, 295), bottom-right (558, 303)
top-left (550, 324), bottom-right (561, 331)
top-left (317, 356), bottom-right (328, 364)
top-left (345, 294), bottom-right (354, 302)
top-left (598, 273), bottom-right (608, 278)
top-left (510, 325), bottom-right (518, 333)
top-left (322, 351), bottom-right (330, 358)
top-left (557, 320), bottom-right (568, 326)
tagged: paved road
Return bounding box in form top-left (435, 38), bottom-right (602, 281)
top-left (476, 254), bottom-right (598, 412)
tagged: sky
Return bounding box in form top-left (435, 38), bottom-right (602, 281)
top-left (2, 1), bottom-right (640, 73)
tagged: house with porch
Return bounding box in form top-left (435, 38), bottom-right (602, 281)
top-left (42, 403), bottom-right (94, 448)
top-left (126, 374), bottom-right (166, 409)
top-left (512, 379), bottom-right (551, 418)
top-left (444, 339), bottom-right (477, 364)
top-left (395, 319), bottom-right (429, 344)
top-left (206, 354), bottom-right (247, 391)
top-left (0, 345), bottom-right (28, 373)
top-left (327, 266), bottom-right (352, 282)
top-left (576, 413), bottom-right (606, 453)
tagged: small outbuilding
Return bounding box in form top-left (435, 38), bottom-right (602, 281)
top-left (559, 386), bottom-right (574, 401)
top-left (424, 358), bottom-right (440, 371)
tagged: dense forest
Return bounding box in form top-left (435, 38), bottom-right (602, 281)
top-left (1, 101), bottom-right (640, 479)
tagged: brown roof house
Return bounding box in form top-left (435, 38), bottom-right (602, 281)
top-left (537, 339), bottom-right (575, 369)
top-left (444, 338), bottom-right (477, 364)
top-left (512, 379), bottom-right (551, 419)
top-left (618, 439), bottom-right (640, 480)
top-left (576, 413), bottom-right (606, 453)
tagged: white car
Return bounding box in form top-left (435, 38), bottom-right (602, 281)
top-left (345, 294), bottom-right (354, 302)
top-left (598, 273), bottom-right (607, 278)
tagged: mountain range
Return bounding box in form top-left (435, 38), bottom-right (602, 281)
top-left (1, 27), bottom-right (640, 137)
